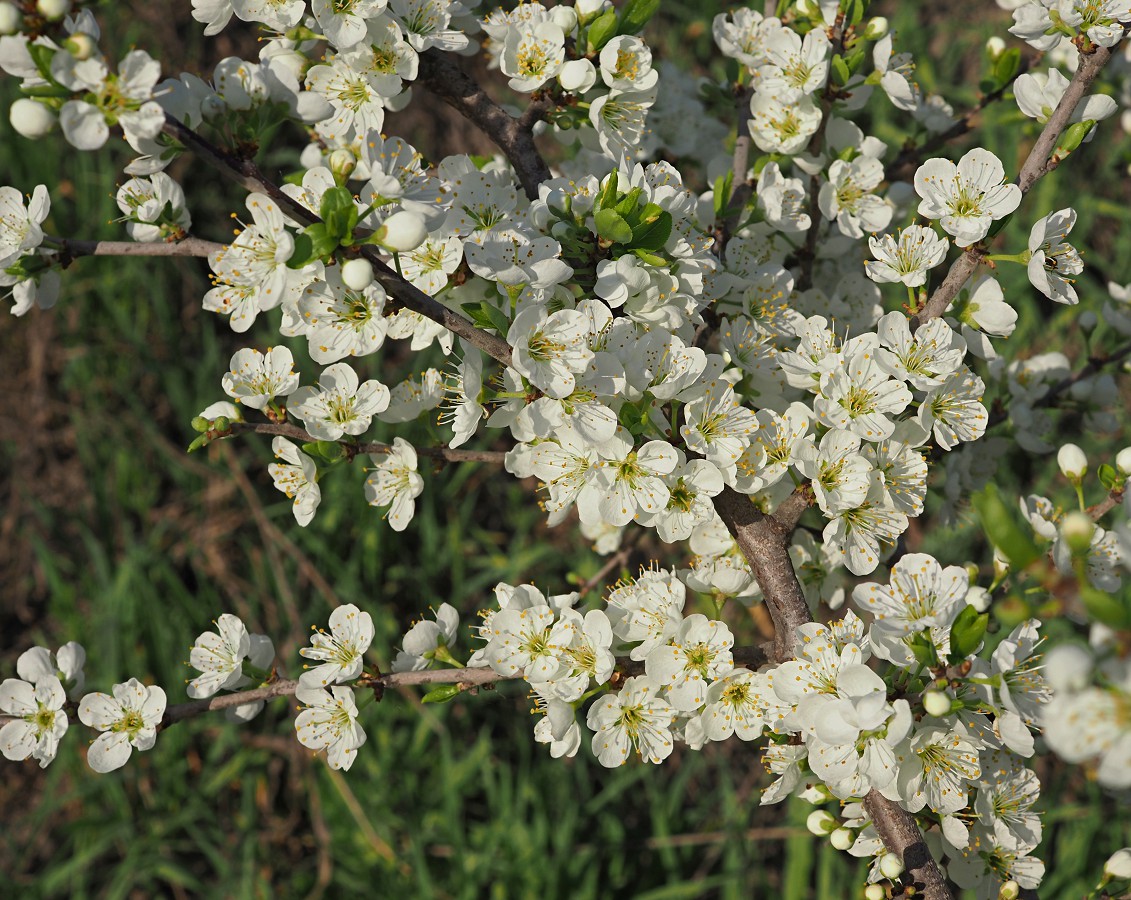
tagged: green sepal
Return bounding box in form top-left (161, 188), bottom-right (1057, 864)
top-left (586, 7), bottom-right (618, 53)
top-left (948, 604), bottom-right (990, 663)
top-left (972, 484), bottom-right (1042, 569)
top-left (616, 0), bottom-right (660, 36)
top-left (422, 684), bottom-right (463, 704)
top-left (595, 208), bottom-right (634, 244)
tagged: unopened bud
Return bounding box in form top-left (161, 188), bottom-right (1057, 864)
top-left (923, 689), bottom-right (952, 717)
top-left (986, 36), bottom-right (1006, 59)
top-left (1115, 446), bottom-right (1131, 477)
top-left (966, 585), bottom-right (991, 613)
top-left (1079, 310), bottom-right (1098, 332)
top-left (340, 257), bottom-right (374, 292)
top-left (829, 827), bottom-right (854, 851)
top-left (1105, 847), bottom-right (1131, 879)
top-left (377, 209), bottom-right (427, 252)
top-left (862, 16), bottom-right (888, 40)
top-left (1057, 443), bottom-right (1088, 481)
top-left (574, 0), bottom-right (608, 26)
top-left (0, 1), bottom-right (21, 34)
top-left (36, 0), bottom-right (71, 20)
top-left (10, 98), bottom-right (56, 139)
top-left (549, 5), bottom-right (577, 32)
top-left (879, 852), bottom-right (904, 880)
top-left (328, 148), bottom-right (357, 183)
top-left (1060, 510), bottom-right (1095, 555)
top-left (191, 416), bottom-right (211, 433)
top-left (559, 58), bottom-right (597, 94)
top-left (806, 810), bottom-right (837, 836)
top-left (864, 885), bottom-right (886, 900)
top-left (998, 881), bottom-right (1021, 900)
top-left (63, 32), bottom-right (96, 60)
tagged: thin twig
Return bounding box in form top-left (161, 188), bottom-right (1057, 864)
top-left (53, 235), bottom-right (225, 261)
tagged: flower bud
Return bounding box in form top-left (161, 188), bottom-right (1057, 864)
top-left (1115, 446), bottom-right (1131, 477)
top-left (862, 16), bottom-right (888, 40)
top-left (549, 5), bottom-right (577, 33)
top-left (879, 852), bottom-right (904, 880)
top-left (376, 210), bottom-right (427, 252)
top-left (0, 2), bottom-right (21, 35)
top-left (36, 0), bottom-right (71, 20)
top-left (574, 0), bottom-right (609, 25)
top-left (829, 827), bottom-right (854, 850)
top-left (340, 257), bottom-right (374, 292)
top-left (986, 36), bottom-right (1006, 60)
top-left (63, 32), bottom-right (96, 61)
top-left (998, 881), bottom-right (1021, 900)
top-left (806, 810), bottom-right (837, 836)
top-left (1104, 847), bottom-right (1131, 879)
top-left (10, 98), bottom-right (56, 139)
top-left (559, 58), bottom-right (597, 94)
top-left (1079, 310), bottom-right (1098, 332)
top-left (1057, 443), bottom-right (1087, 481)
top-left (922, 689), bottom-right (952, 717)
top-left (863, 886), bottom-right (885, 900)
top-left (1059, 510), bottom-right (1095, 555)
top-left (966, 585), bottom-right (991, 613)
top-left (328, 148), bottom-right (357, 183)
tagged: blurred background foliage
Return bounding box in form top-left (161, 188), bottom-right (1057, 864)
top-left (1, 1), bottom-right (1130, 897)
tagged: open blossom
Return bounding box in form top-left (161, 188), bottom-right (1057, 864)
top-left (0, 184), bottom-right (50, 261)
top-left (78, 679), bottom-right (167, 773)
top-left (914, 148), bottom-right (1021, 248)
top-left (188, 613), bottom-right (275, 700)
top-left (268, 436), bottom-right (321, 527)
top-left (289, 362), bottom-right (390, 441)
top-left (0, 676), bottom-right (68, 767)
top-left (507, 305), bottom-right (594, 400)
top-left (364, 437), bottom-right (424, 531)
top-left (1014, 67), bottom-right (1117, 126)
top-left (393, 603), bottom-right (460, 672)
top-left (645, 614), bottom-right (734, 711)
top-left (17, 641), bottom-right (85, 698)
top-left (586, 676), bottom-right (675, 766)
top-left (1027, 208), bottom-right (1082, 305)
top-left (865, 225), bottom-right (948, 287)
top-left (221, 346), bottom-right (300, 410)
top-left (295, 684), bottom-right (367, 770)
top-left (299, 604), bottom-right (374, 688)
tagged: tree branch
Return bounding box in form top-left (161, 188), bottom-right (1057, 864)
top-left (225, 420), bottom-right (507, 465)
top-left (160, 114), bottom-right (514, 368)
top-left (863, 793), bottom-right (952, 900)
top-left (52, 235), bottom-right (225, 261)
top-left (911, 38), bottom-right (1121, 331)
top-left (416, 49), bottom-right (553, 201)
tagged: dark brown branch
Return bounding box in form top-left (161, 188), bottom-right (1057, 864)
top-left (864, 793), bottom-right (952, 900)
top-left (160, 114), bottom-right (514, 368)
top-left (417, 49), bottom-right (553, 201)
top-left (912, 38), bottom-right (1121, 331)
top-left (225, 421), bottom-right (507, 465)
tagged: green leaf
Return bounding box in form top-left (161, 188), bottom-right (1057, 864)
top-left (948, 605), bottom-right (989, 662)
top-left (712, 171), bottom-right (734, 221)
top-left (319, 186), bottom-right (359, 241)
top-left (631, 248), bottom-right (668, 266)
top-left (461, 301), bottom-right (496, 331)
top-left (972, 484), bottom-right (1042, 569)
top-left (480, 301), bottom-right (513, 337)
top-left (586, 7), bottom-right (618, 53)
top-left (992, 47), bottom-right (1021, 88)
top-left (617, 0), bottom-right (660, 36)
top-left (1098, 463), bottom-right (1120, 492)
top-left (831, 54), bottom-right (851, 87)
top-left (614, 187), bottom-right (645, 218)
top-left (304, 223), bottom-right (341, 262)
top-left (843, 0), bottom-right (866, 27)
top-left (907, 632), bottom-right (939, 668)
top-left (1054, 120), bottom-right (1096, 161)
top-left (1080, 586), bottom-right (1131, 629)
top-left (598, 169), bottom-right (619, 210)
top-left (422, 684), bottom-right (463, 704)
top-left (595, 208), bottom-right (634, 244)
top-left (630, 210), bottom-right (673, 252)
top-left (286, 232), bottom-right (317, 268)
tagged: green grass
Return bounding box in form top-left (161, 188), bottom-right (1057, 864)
top-left (2, 2), bottom-right (1130, 899)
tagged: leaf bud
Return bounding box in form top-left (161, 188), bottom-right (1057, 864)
top-left (10, 98), bottom-right (56, 139)
top-left (806, 810), bottom-right (837, 836)
top-left (1056, 443), bottom-right (1087, 482)
top-left (878, 852), bottom-right (904, 880)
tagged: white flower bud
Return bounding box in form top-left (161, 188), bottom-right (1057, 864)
top-left (998, 881), bottom-right (1021, 900)
top-left (559, 58), bottom-right (597, 94)
top-left (10, 98), bottom-right (56, 139)
top-left (63, 32), bottom-right (96, 61)
top-left (1057, 443), bottom-right (1087, 481)
top-left (1116, 446), bottom-right (1131, 477)
top-left (1105, 848), bottom-right (1131, 879)
top-left (376, 210), bottom-right (427, 252)
top-left (922, 689), bottom-right (953, 717)
top-left (806, 810), bottom-right (837, 836)
top-left (549, 5), bottom-right (577, 33)
top-left (864, 886), bottom-right (886, 900)
top-left (0, 1), bottom-right (21, 34)
top-left (36, 0), bottom-right (71, 20)
top-left (986, 36), bottom-right (1006, 59)
top-left (340, 258), bottom-right (374, 292)
top-left (829, 827), bottom-right (854, 850)
top-left (1059, 510), bottom-right (1095, 554)
top-left (575, 0), bottom-right (609, 25)
top-left (863, 16), bottom-right (889, 40)
top-left (879, 852), bottom-right (904, 880)
top-left (1079, 310), bottom-right (1098, 332)
top-left (328, 148), bottom-right (357, 183)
